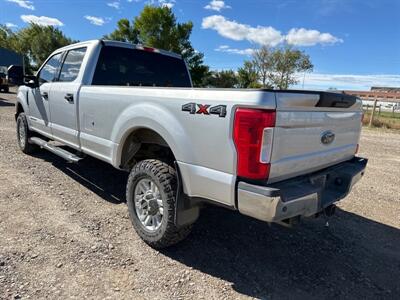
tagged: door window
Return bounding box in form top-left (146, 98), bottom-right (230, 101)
top-left (38, 53), bottom-right (63, 85)
top-left (59, 47), bottom-right (87, 82)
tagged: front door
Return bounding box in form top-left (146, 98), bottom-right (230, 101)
top-left (49, 47), bottom-right (87, 149)
top-left (28, 52), bottom-right (63, 136)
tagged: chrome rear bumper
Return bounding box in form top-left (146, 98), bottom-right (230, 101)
top-left (237, 157), bottom-right (367, 223)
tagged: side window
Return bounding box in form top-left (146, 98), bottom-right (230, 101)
top-left (38, 53), bottom-right (62, 85)
top-left (59, 47), bottom-right (87, 82)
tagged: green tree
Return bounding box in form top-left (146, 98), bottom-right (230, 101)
top-left (237, 60), bottom-right (260, 88)
top-left (105, 19), bottom-right (139, 43)
top-left (268, 46), bottom-right (313, 89)
top-left (106, 5), bottom-right (209, 86)
top-left (0, 25), bottom-right (22, 57)
top-left (243, 45), bottom-right (313, 89)
top-left (252, 46), bottom-right (274, 88)
top-left (18, 24), bottom-right (74, 69)
top-left (205, 70), bottom-right (238, 88)
top-left (0, 23), bottom-right (74, 72)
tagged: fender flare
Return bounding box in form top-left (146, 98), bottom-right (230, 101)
top-left (110, 102), bottom-right (193, 167)
top-left (15, 88), bottom-right (30, 119)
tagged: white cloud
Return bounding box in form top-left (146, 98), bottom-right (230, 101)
top-left (161, 1), bottom-right (175, 8)
top-left (286, 28), bottom-right (343, 46)
top-left (84, 16), bottom-right (106, 26)
top-left (5, 22), bottom-right (18, 28)
top-left (149, 0), bottom-right (175, 8)
top-left (298, 73), bottom-right (400, 90)
top-left (6, 0), bottom-right (34, 10)
top-left (21, 15), bottom-right (64, 26)
top-left (215, 45), bottom-right (254, 56)
top-left (202, 15), bottom-right (342, 47)
top-left (202, 15), bottom-right (283, 47)
top-left (107, 1), bottom-right (120, 9)
top-left (204, 0), bottom-right (231, 12)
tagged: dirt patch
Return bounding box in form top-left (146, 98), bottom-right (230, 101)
top-left (1, 91), bottom-right (400, 299)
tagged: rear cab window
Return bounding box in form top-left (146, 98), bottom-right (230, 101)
top-left (91, 46), bottom-right (191, 87)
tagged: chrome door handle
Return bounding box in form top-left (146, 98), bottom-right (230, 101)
top-left (41, 92), bottom-right (48, 100)
top-left (64, 93), bottom-right (74, 103)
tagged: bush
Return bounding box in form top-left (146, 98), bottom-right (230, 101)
top-left (362, 114), bottom-right (400, 130)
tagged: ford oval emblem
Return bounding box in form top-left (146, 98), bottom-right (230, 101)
top-left (321, 131), bottom-right (335, 145)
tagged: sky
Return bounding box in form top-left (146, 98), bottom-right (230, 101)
top-left (1, 0), bottom-right (399, 90)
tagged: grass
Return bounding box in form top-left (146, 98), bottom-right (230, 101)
top-left (362, 110), bottom-right (400, 130)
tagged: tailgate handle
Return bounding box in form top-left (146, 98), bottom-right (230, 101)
top-left (64, 93), bottom-right (74, 103)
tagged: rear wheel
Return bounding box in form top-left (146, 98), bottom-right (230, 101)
top-left (126, 159), bottom-right (193, 249)
top-left (16, 113), bottom-right (38, 154)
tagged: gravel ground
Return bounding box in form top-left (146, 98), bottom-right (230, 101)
top-left (1, 91), bottom-right (399, 300)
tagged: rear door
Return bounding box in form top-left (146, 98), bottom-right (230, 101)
top-left (49, 47), bottom-right (87, 149)
top-left (269, 91), bottom-right (362, 183)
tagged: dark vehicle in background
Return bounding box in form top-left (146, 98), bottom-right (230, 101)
top-left (0, 47), bottom-right (24, 91)
top-left (0, 65), bottom-right (24, 92)
top-left (0, 66), bottom-right (9, 92)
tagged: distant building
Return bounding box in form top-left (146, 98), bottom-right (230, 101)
top-left (344, 87), bottom-right (400, 110)
top-left (0, 47), bottom-right (23, 68)
top-left (370, 86), bottom-right (400, 93)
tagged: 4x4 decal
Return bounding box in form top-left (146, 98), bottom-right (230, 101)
top-left (182, 103), bottom-right (227, 118)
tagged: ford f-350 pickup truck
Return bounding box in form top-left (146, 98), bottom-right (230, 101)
top-left (15, 40), bottom-right (367, 248)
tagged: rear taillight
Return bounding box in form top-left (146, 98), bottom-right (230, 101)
top-left (233, 108), bottom-right (276, 180)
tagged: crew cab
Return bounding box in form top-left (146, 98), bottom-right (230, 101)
top-left (15, 40), bottom-right (367, 248)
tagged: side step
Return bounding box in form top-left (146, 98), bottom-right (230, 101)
top-left (29, 137), bottom-right (83, 163)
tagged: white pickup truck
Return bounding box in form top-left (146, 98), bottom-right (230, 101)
top-left (15, 40), bottom-right (367, 248)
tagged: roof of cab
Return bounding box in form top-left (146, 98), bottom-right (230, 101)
top-left (53, 39), bottom-right (182, 59)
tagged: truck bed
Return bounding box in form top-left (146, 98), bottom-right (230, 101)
top-left (77, 86), bottom-right (361, 205)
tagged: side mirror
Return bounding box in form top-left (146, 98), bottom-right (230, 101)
top-left (24, 75), bottom-right (38, 88)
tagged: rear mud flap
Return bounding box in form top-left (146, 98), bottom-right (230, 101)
top-left (174, 162), bottom-right (200, 228)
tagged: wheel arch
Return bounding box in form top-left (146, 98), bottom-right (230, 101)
top-left (15, 88), bottom-right (30, 121)
top-left (15, 102), bottom-right (25, 120)
top-left (118, 127), bottom-right (177, 169)
top-left (111, 103), bottom-right (193, 169)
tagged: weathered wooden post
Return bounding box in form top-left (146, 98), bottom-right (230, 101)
top-left (393, 105), bottom-right (395, 118)
top-left (369, 98), bottom-right (378, 127)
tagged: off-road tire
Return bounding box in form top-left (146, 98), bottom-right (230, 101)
top-left (126, 159), bottom-right (193, 249)
top-left (16, 113), bottom-right (38, 154)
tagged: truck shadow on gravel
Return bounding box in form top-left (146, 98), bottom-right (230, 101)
top-left (0, 97), bottom-right (15, 107)
top-left (33, 151), bottom-right (400, 299)
top-left (33, 151), bottom-right (128, 204)
top-left (167, 208), bottom-right (400, 299)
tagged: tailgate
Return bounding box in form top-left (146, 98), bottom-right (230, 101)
top-left (268, 91), bottom-right (362, 183)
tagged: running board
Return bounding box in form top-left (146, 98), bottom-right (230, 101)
top-left (29, 137), bottom-right (83, 163)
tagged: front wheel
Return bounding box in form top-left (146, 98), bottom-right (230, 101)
top-left (16, 113), bottom-right (38, 154)
top-left (126, 159), bottom-right (193, 249)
